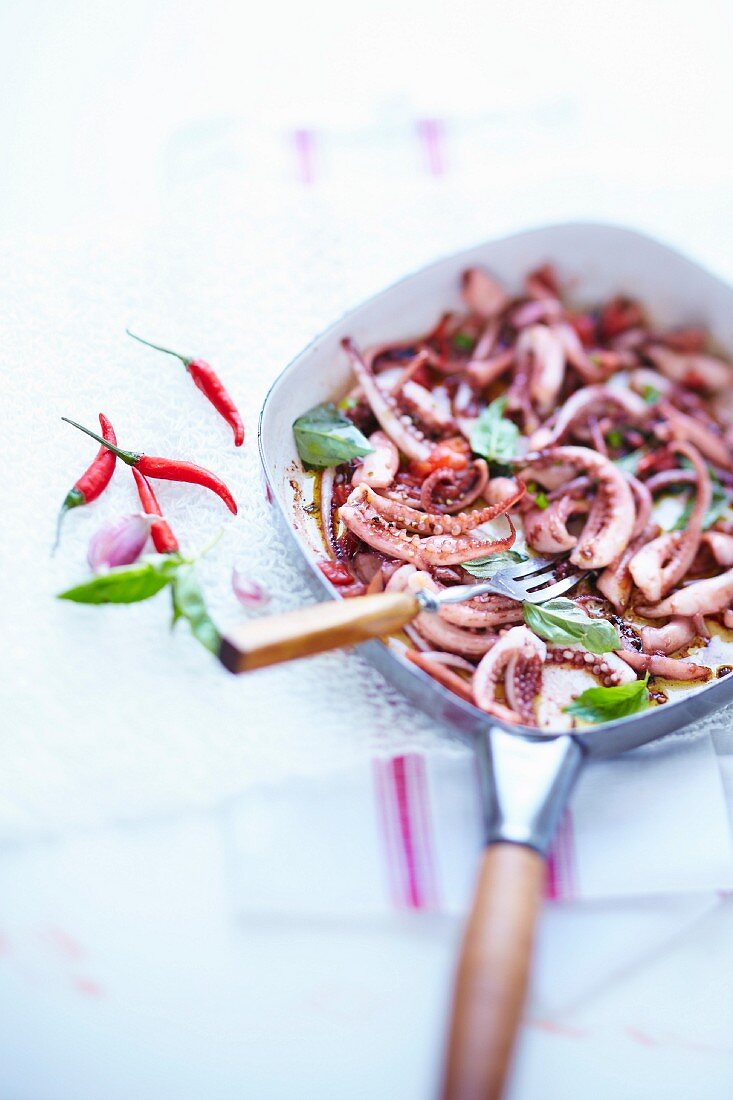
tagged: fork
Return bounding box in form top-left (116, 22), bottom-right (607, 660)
top-left (219, 556), bottom-right (586, 674)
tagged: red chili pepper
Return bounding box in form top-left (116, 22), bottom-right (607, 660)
top-left (126, 331), bottom-right (244, 446)
top-left (62, 418), bottom-right (238, 514)
top-left (54, 412), bottom-right (117, 551)
top-left (131, 468), bottom-right (180, 554)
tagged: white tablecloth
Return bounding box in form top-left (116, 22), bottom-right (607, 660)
top-left (4, 2), bottom-right (733, 1096)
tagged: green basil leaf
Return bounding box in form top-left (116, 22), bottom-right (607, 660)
top-left (461, 550), bottom-right (527, 579)
top-left (565, 676), bottom-right (650, 723)
top-left (452, 331), bottom-right (476, 352)
top-left (469, 397), bottom-right (519, 464)
top-left (293, 403), bottom-right (373, 468)
top-left (524, 597), bottom-right (620, 654)
top-left (170, 565), bottom-right (221, 654)
top-left (525, 481), bottom-right (549, 510)
top-left (671, 475), bottom-right (730, 532)
top-left (617, 447), bottom-right (646, 474)
top-left (57, 555), bottom-right (183, 605)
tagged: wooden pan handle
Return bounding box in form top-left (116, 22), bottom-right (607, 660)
top-left (218, 591), bottom-right (421, 673)
top-left (441, 843), bottom-right (545, 1100)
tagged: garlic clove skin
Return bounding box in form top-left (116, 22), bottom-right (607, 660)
top-left (87, 514), bottom-right (153, 572)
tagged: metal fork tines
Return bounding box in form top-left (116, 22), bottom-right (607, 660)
top-left (419, 556), bottom-right (587, 612)
top-left (489, 557), bottom-right (587, 604)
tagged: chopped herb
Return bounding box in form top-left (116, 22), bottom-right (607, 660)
top-left (565, 675), bottom-right (650, 723)
top-left (642, 384), bottom-right (662, 404)
top-left (452, 331), bottom-right (476, 353)
top-left (671, 475), bottom-right (731, 531)
top-left (524, 597), bottom-right (620, 654)
top-left (606, 429), bottom-right (623, 449)
top-left (293, 403), bottom-right (373, 468)
top-left (617, 447), bottom-right (646, 474)
top-left (525, 481), bottom-right (549, 509)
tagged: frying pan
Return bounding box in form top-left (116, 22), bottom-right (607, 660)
top-left (223, 223), bottom-right (733, 1100)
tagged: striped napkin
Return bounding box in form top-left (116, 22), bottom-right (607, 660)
top-left (224, 733), bottom-right (733, 918)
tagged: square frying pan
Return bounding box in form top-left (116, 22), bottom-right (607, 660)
top-left (223, 222), bottom-right (733, 1099)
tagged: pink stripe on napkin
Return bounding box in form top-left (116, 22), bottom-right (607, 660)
top-left (373, 755), bottom-right (439, 910)
top-left (546, 809), bottom-right (576, 901)
top-left (415, 118), bottom-right (446, 176)
top-left (226, 736), bottom-right (733, 918)
top-left (292, 128), bottom-right (316, 185)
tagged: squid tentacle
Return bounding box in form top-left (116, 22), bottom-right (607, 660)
top-left (520, 446), bottom-right (636, 568)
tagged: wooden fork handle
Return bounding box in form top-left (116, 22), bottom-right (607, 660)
top-left (441, 843), bottom-right (545, 1100)
top-left (218, 591), bottom-right (421, 673)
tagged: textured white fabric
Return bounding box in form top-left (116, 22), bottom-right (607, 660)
top-left (224, 736), bottom-right (733, 916)
top-left (4, 171), bottom-right (733, 841)
top-left (3, 191), bottom-right (463, 841)
top-left (0, 806), bottom-right (727, 1100)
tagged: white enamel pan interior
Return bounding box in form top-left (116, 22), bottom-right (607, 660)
top-left (258, 222), bottom-right (733, 757)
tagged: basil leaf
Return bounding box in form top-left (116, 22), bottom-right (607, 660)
top-left (524, 597), bottom-right (620, 654)
top-left (452, 331), bottom-right (476, 352)
top-left (617, 448), bottom-right (646, 474)
top-left (57, 555), bottom-right (183, 605)
top-left (170, 565), bottom-right (221, 654)
top-left (469, 397), bottom-right (519, 464)
top-left (462, 550), bottom-right (527, 579)
top-left (525, 481), bottom-right (549, 509)
top-left (671, 476), bottom-right (730, 532)
top-left (642, 384), bottom-right (661, 404)
top-left (565, 676), bottom-right (650, 723)
top-left (293, 403), bottom-right (373, 468)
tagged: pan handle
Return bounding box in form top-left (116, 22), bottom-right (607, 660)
top-left (442, 843), bottom-right (544, 1100)
top-left (218, 591), bottom-right (420, 672)
top-left (441, 731), bottom-right (583, 1100)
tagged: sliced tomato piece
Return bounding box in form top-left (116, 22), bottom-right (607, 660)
top-left (600, 297), bottom-right (644, 340)
top-left (662, 328), bottom-right (707, 353)
top-left (525, 263), bottom-right (560, 298)
top-left (408, 438), bottom-right (470, 479)
top-left (411, 363), bottom-right (432, 387)
top-left (331, 481), bottom-right (352, 508)
top-left (567, 312), bottom-right (597, 348)
top-left (318, 560), bottom-right (354, 586)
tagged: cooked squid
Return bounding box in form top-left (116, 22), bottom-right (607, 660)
top-left (299, 263), bottom-right (733, 727)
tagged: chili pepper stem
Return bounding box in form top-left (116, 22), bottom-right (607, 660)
top-left (194, 527), bottom-right (225, 560)
top-left (52, 516), bottom-right (63, 556)
top-left (52, 489), bottom-right (83, 554)
top-left (126, 329), bottom-right (191, 368)
top-left (62, 417), bottom-right (139, 465)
